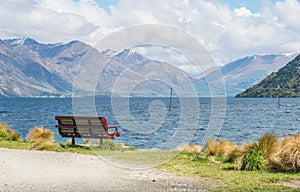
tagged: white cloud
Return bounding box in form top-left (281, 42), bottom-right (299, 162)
top-left (234, 7), bottom-right (260, 17)
top-left (0, 0), bottom-right (299, 71)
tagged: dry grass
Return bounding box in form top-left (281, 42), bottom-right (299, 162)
top-left (176, 143), bottom-right (202, 152)
top-left (26, 126), bottom-right (56, 150)
top-left (235, 133), bottom-right (280, 171)
top-left (279, 133), bottom-right (300, 171)
top-left (258, 132), bottom-right (280, 159)
top-left (235, 142), bottom-right (268, 171)
top-left (204, 139), bottom-right (240, 162)
top-left (0, 123), bottom-right (22, 141)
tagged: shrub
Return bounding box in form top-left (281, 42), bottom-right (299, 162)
top-left (0, 123), bottom-right (22, 141)
top-left (26, 126), bottom-right (56, 150)
top-left (279, 133), bottom-right (300, 171)
top-left (235, 143), bottom-right (268, 171)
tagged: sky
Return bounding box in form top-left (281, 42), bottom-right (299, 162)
top-left (0, 0), bottom-right (299, 69)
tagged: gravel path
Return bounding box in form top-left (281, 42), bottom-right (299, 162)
top-left (0, 148), bottom-right (216, 192)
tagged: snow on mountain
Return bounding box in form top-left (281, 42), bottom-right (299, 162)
top-left (114, 49), bottom-right (148, 66)
top-left (198, 54), bottom-right (298, 96)
top-left (0, 37), bottom-right (298, 97)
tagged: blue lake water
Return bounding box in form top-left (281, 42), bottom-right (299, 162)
top-left (0, 97), bottom-right (299, 149)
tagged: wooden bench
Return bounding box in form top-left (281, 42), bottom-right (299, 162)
top-left (55, 116), bottom-right (120, 145)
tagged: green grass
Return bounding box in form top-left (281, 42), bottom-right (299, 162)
top-left (0, 123), bottom-right (299, 191)
top-left (53, 144), bottom-right (95, 155)
top-left (94, 149), bottom-right (179, 166)
top-left (0, 139), bottom-right (299, 191)
top-left (0, 140), bottom-right (30, 149)
top-left (159, 151), bottom-right (300, 191)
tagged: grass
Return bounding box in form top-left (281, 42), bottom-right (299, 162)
top-left (0, 123), bottom-right (22, 141)
top-left (0, 123), bottom-right (299, 191)
top-left (26, 126), bottom-right (56, 150)
top-left (159, 151), bottom-right (300, 191)
top-left (279, 133), bottom-right (300, 171)
top-left (95, 149), bottom-right (179, 166)
top-left (235, 142), bottom-right (268, 171)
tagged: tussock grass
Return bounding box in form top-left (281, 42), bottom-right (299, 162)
top-left (258, 132), bottom-right (280, 159)
top-left (160, 151), bottom-right (300, 191)
top-left (204, 139), bottom-right (241, 162)
top-left (26, 126), bottom-right (57, 150)
top-left (235, 132), bottom-right (280, 171)
top-left (176, 143), bottom-right (202, 152)
top-left (235, 142), bottom-right (268, 171)
top-left (0, 123), bottom-right (22, 141)
top-left (279, 133), bottom-right (300, 171)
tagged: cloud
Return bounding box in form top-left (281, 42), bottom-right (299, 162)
top-left (0, 0), bottom-right (299, 69)
top-left (106, 0), bottom-right (300, 65)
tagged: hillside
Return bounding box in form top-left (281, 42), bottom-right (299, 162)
top-left (236, 54), bottom-right (300, 97)
top-left (197, 54), bottom-right (297, 96)
top-left (0, 38), bottom-right (201, 97)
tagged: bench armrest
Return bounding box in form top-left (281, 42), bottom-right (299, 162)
top-left (105, 126), bottom-right (120, 139)
top-left (108, 126), bottom-right (118, 130)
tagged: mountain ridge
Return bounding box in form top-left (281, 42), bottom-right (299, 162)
top-left (0, 37), bottom-right (297, 97)
top-left (236, 54), bottom-right (300, 97)
top-left (198, 53), bottom-right (297, 95)
top-left (0, 38), bottom-right (202, 97)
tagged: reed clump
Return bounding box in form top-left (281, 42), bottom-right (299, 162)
top-left (0, 123), bottom-right (22, 141)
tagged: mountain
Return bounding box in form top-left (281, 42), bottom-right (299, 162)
top-left (0, 37), bottom-right (297, 98)
top-left (236, 54), bottom-right (300, 97)
top-left (0, 38), bottom-right (201, 97)
top-left (98, 49), bottom-right (202, 96)
top-left (0, 38), bottom-right (95, 97)
top-left (197, 54), bottom-right (297, 96)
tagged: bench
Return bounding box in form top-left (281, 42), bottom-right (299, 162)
top-left (55, 116), bottom-right (120, 145)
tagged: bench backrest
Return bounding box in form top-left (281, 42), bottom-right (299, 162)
top-left (55, 116), bottom-right (108, 138)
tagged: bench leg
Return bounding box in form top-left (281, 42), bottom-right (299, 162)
top-left (100, 138), bottom-right (103, 145)
top-left (72, 137), bottom-right (75, 145)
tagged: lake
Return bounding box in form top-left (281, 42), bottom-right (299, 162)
top-left (0, 97), bottom-right (299, 149)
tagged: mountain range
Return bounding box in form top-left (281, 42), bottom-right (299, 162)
top-left (236, 54), bottom-right (300, 97)
top-left (197, 54), bottom-right (297, 96)
top-left (0, 37), bottom-right (297, 97)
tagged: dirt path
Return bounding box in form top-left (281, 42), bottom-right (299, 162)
top-left (0, 148), bottom-right (215, 192)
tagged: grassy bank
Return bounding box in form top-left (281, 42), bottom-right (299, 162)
top-left (159, 151), bottom-right (300, 191)
top-left (0, 123), bottom-right (299, 191)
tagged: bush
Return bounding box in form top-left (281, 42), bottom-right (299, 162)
top-left (279, 133), bottom-right (300, 171)
top-left (26, 126), bottom-right (56, 150)
top-left (0, 123), bottom-right (22, 141)
top-left (235, 143), bottom-right (268, 171)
